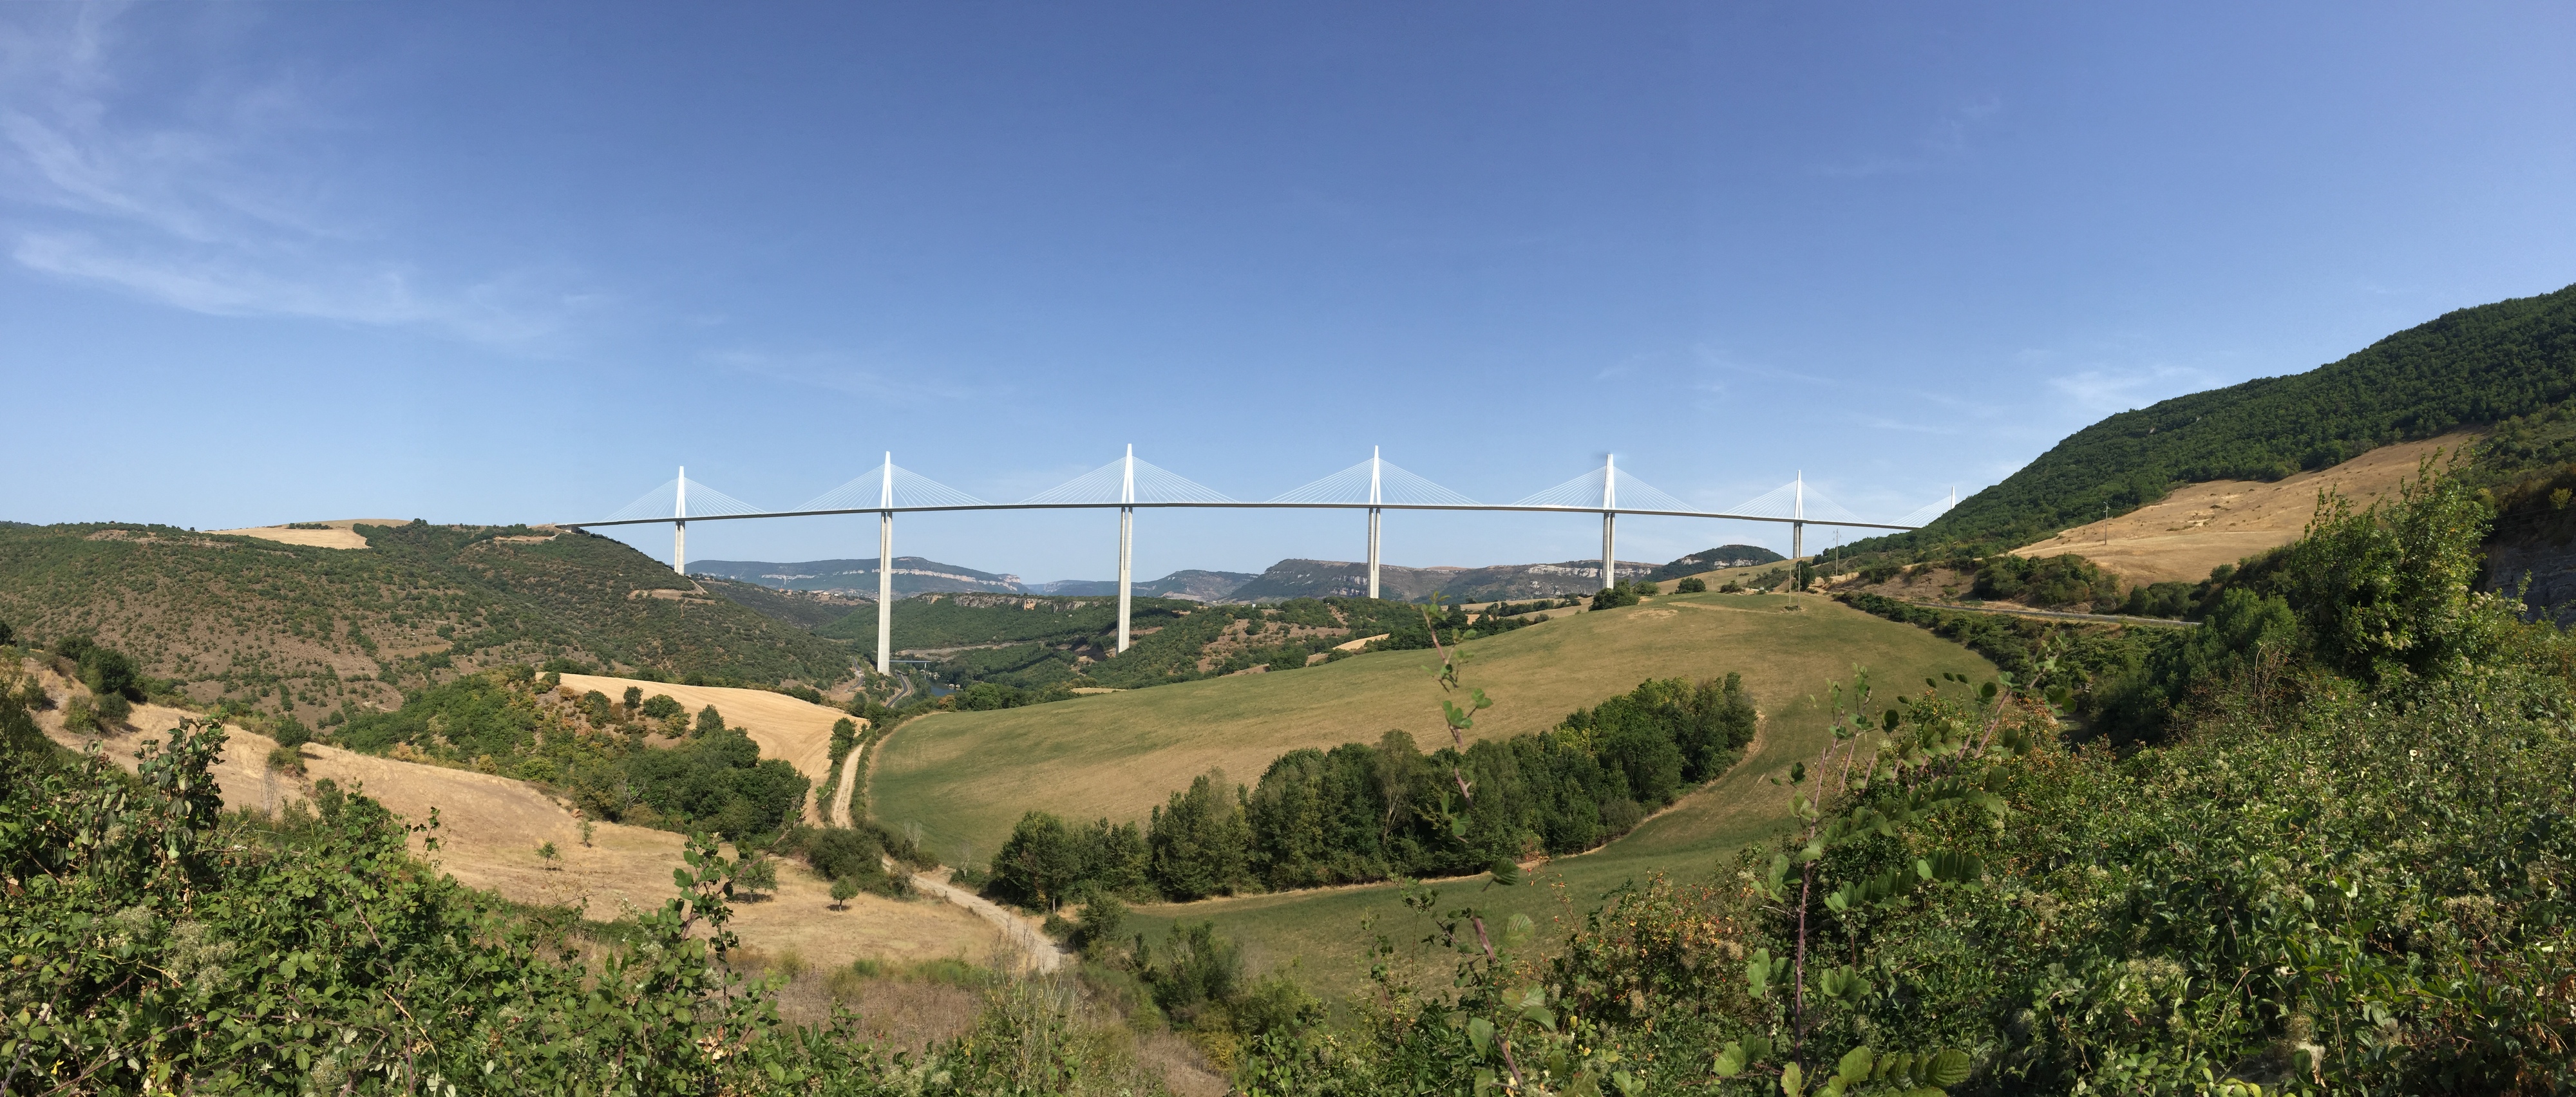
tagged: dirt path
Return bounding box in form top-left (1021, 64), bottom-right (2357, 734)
top-left (904, 863), bottom-right (1067, 974)
top-left (831, 736), bottom-right (867, 825)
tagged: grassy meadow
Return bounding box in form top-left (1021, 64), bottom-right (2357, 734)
top-left (870, 588), bottom-right (1994, 989)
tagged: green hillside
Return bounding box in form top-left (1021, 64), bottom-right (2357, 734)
top-left (871, 591), bottom-right (1992, 877)
top-left (0, 521), bottom-right (855, 725)
top-left (1875, 281), bottom-right (2576, 552)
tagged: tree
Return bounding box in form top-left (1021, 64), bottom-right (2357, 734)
top-left (694, 704), bottom-right (726, 736)
top-left (536, 840), bottom-right (561, 870)
top-left (1148, 771), bottom-right (1253, 901)
top-left (640, 693), bottom-right (683, 720)
top-left (1676, 576), bottom-right (1707, 593)
top-left (829, 876), bottom-right (859, 910)
top-left (622, 684), bottom-right (644, 709)
top-left (2277, 463), bottom-right (2507, 681)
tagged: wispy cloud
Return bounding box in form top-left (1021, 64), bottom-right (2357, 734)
top-left (2046, 362), bottom-right (2221, 415)
top-left (1814, 96), bottom-right (2002, 179)
top-left (0, 5), bottom-right (594, 349)
top-left (707, 346), bottom-right (990, 404)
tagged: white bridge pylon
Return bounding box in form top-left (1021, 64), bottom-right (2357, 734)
top-left (568, 451), bottom-right (1956, 677)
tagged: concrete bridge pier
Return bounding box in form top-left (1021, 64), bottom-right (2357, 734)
top-left (1117, 445), bottom-right (1135, 652)
top-left (876, 455), bottom-right (894, 676)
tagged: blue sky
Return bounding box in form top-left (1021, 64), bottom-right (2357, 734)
top-left (5, 2), bottom-right (2572, 583)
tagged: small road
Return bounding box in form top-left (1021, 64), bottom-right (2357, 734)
top-left (898, 860), bottom-right (1068, 974)
top-left (1874, 597), bottom-right (2198, 628)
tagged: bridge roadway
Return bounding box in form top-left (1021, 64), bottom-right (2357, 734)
top-left (561, 452), bottom-right (1935, 677)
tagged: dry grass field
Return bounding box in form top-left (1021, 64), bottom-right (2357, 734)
top-left (2013, 433), bottom-right (2476, 584)
top-left (26, 657), bottom-right (995, 971)
top-left (209, 518), bottom-right (410, 550)
top-left (872, 588), bottom-right (1991, 879)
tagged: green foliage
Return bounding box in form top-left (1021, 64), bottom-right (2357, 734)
top-left (639, 691), bottom-right (683, 720)
top-left (337, 669), bottom-right (807, 841)
top-left (1969, 552), bottom-right (2119, 610)
top-left (1589, 581), bottom-right (1645, 610)
top-left (2271, 465), bottom-right (2509, 681)
top-left (1650, 545), bottom-right (1786, 581)
top-left (0, 688), bottom-right (1180, 1092)
top-left (1009, 674), bottom-right (1760, 905)
top-left (1149, 771), bottom-right (1257, 901)
top-left (989, 811), bottom-right (1151, 908)
top-left (1856, 281), bottom-right (2576, 553)
top-left (0, 521), bottom-right (851, 728)
top-left (1676, 576), bottom-right (1708, 594)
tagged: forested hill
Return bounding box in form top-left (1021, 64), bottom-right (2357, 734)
top-left (1873, 281), bottom-right (2576, 552)
top-left (0, 521), bottom-right (855, 726)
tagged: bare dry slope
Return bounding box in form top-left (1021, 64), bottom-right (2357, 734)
top-left (28, 662), bottom-right (992, 969)
top-left (208, 518), bottom-right (409, 550)
top-left (2014, 433), bottom-right (2475, 585)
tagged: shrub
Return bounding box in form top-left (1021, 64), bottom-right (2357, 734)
top-left (266, 744), bottom-right (307, 775)
top-left (1675, 576), bottom-right (1707, 593)
top-left (639, 693), bottom-right (683, 720)
top-left (271, 715), bottom-right (312, 748)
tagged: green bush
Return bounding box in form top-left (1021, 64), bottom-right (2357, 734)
top-left (1674, 576), bottom-right (1707, 593)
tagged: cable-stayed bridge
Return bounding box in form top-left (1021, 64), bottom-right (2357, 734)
top-left (566, 449), bottom-right (1953, 674)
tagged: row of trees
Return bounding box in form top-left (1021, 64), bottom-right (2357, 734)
top-left (985, 674), bottom-right (1759, 909)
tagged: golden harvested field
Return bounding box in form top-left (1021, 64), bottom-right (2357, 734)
top-left (209, 518), bottom-right (410, 550)
top-left (872, 589), bottom-right (1991, 870)
top-left (2014, 433), bottom-right (2476, 585)
top-left (28, 659), bottom-right (992, 969)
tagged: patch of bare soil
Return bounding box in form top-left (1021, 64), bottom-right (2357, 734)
top-left (30, 662), bottom-right (994, 970)
top-left (2014, 433), bottom-right (2477, 585)
top-left (209, 518), bottom-right (410, 550)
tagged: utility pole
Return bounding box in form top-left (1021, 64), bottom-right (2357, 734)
top-left (876, 454), bottom-right (893, 677)
top-left (1117, 445), bottom-right (1135, 652)
top-left (1367, 447), bottom-right (1383, 600)
top-left (1601, 453), bottom-right (1618, 592)
top-left (673, 466), bottom-right (687, 576)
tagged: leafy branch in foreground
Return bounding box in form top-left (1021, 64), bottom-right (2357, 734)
top-left (1714, 668), bottom-right (2037, 1095)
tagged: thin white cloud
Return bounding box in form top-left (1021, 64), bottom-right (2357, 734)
top-left (2046, 363), bottom-right (2220, 415)
top-left (708, 346), bottom-right (990, 404)
top-left (1815, 96), bottom-right (2002, 179)
top-left (0, 5), bottom-right (592, 349)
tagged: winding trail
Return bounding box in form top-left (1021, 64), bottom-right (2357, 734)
top-left (829, 735), bottom-right (867, 825)
top-left (900, 861), bottom-right (1068, 973)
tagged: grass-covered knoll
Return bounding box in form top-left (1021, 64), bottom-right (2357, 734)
top-left (0, 521), bottom-right (853, 726)
top-left (1872, 280), bottom-right (2576, 554)
top-left (871, 590), bottom-right (1992, 874)
top-left (980, 675), bottom-right (1758, 910)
